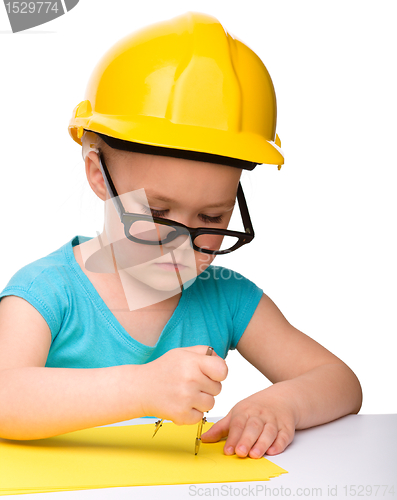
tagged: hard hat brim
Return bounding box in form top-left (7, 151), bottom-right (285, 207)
top-left (69, 113), bottom-right (284, 169)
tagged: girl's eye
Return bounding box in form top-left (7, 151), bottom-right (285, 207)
top-left (141, 206), bottom-right (167, 218)
top-left (199, 214), bottom-right (223, 224)
top-left (141, 206), bottom-right (223, 224)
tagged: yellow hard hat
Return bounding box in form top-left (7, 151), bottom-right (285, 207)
top-left (69, 12), bottom-right (284, 170)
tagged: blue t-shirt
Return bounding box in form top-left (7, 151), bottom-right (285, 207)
top-left (0, 236), bottom-right (263, 367)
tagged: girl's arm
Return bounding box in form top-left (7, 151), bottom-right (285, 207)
top-left (0, 295), bottom-right (147, 440)
top-left (201, 293), bottom-right (362, 457)
top-left (0, 364), bottom-right (145, 440)
top-left (0, 296), bottom-right (227, 440)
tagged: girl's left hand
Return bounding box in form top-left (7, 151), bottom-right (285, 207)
top-left (200, 390), bottom-right (297, 458)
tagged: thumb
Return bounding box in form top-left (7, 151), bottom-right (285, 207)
top-left (201, 413), bottom-right (231, 443)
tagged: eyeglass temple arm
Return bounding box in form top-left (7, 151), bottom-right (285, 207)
top-left (237, 182), bottom-right (254, 237)
top-left (98, 152), bottom-right (126, 219)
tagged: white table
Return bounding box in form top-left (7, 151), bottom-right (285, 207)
top-left (19, 414), bottom-right (397, 500)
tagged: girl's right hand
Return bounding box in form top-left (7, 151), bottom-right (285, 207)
top-left (139, 346), bottom-right (228, 425)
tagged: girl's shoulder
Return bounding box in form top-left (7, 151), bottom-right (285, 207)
top-left (196, 264), bottom-right (258, 287)
top-left (193, 264), bottom-right (263, 307)
top-left (0, 238), bottom-right (73, 294)
top-left (0, 238), bottom-right (76, 342)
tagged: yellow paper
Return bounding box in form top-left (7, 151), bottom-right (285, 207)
top-left (0, 422), bottom-right (287, 495)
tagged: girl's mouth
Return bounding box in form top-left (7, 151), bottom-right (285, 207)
top-left (155, 263), bottom-right (187, 271)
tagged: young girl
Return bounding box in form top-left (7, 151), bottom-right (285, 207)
top-left (0, 12), bottom-right (362, 459)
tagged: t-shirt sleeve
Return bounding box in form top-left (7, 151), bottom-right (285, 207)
top-left (0, 265), bottom-right (66, 342)
top-left (215, 267), bottom-right (264, 350)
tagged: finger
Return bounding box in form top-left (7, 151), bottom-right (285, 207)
top-left (221, 414), bottom-right (248, 455)
top-left (245, 422), bottom-right (283, 458)
top-left (265, 428), bottom-right (295, 456)
top-left (200, 356), bottom-right (228, 382)
top-left (201, 414), bottom-right (231, 442)
top-left (179, 346), bottom-right (227, 381)
top-left (173, 408), bottom-right (204, 426)
top-left (192, 391), bottom-right (216, 414)
top-left (227, 416), bottom-right (278, 458)
top-left (199, 379), bottom-right (222, 398)
top-left (233, 417), bottom-right (278, 458)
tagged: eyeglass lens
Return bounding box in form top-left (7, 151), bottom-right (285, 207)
top-left (128, 220), bottom-right (240, 253)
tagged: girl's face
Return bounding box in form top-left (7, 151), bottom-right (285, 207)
top-left (87, 148), bottom-right (242, 294)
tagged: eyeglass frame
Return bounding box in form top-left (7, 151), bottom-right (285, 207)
top-left (97, 151), bottom-right (255, 255)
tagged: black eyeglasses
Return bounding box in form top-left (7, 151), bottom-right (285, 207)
top-left (98, 152), bottom-right (255, 255)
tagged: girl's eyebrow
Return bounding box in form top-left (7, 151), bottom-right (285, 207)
top-left (146, 192), bottom-right (236, 209)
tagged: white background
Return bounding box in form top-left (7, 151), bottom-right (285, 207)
top-left (0, 0), bottom-right (396, 418)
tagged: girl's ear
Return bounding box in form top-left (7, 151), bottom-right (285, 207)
top-left (85, 151), bottom-right (108, 202)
